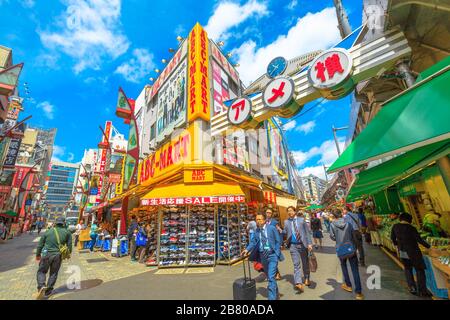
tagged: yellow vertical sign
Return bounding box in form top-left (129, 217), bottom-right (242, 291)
top-left (115, 156), bottom-right (125, 195)
top-left (187, 23), bottom-right (211, 123)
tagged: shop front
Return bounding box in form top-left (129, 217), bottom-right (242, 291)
top-left (329, 58), bottom-right (450, 299)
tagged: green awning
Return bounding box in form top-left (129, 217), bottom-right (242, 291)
top-left (305, 204), bottom-right (323, 210)
top-left (346, 139), bottom-right (450, 201)
top-left (328, 63), bottom-right (450, 173)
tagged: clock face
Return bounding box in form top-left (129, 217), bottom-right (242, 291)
top-left (267, 57), bottom-right (287, 78)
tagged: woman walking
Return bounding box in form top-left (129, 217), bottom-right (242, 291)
top-left (311, 213), bottom-right (323, 249)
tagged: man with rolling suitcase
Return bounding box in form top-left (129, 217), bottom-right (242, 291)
top-left (241, 213), bottom-right (284, 300)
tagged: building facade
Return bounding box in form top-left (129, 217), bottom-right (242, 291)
top-left (301, 174), bottom-right (327, 203)
top-left (44, 161), bottom-right (79, 219)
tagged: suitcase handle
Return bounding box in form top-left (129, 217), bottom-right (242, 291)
top-left (242, 253), bottom-right (253, 282)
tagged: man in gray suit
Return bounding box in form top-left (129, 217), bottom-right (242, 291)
top-left (283, 206), bottom-right (313, 292)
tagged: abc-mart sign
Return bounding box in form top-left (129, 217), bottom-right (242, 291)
top-left (228, 49), bottom-right (354, 128)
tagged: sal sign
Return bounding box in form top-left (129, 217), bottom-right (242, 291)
top-left (141, 195), bottom-right (245, 206)
top-left (308, 48), bottom-right (354, 99)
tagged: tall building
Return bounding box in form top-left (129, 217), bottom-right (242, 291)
top-left (301, 174), bottom-right (327, 203)
top-left (44, 161), bottom-right (79, 219)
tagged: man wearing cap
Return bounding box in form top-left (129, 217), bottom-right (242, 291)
top-left (35, 217), bottom-right (72, 299)
top-left (344, 205), bottom-right (365, 267)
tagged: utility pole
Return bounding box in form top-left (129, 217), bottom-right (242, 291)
top-left (333, 0), bottom-right (352, 39)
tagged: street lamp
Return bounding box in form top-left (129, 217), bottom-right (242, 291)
top-left (331, 125), bottom-right (348, 156)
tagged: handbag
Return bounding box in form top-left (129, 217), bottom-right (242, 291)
top-left (53, 228), bottom-right (71, 260)
top-left (336, 241), bottom-right (356, 259)
top-left (309, 252), bottom-right (318, 272)
top-left (135, 230), bottom-right (147, 247)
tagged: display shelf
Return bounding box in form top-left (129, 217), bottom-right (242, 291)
top-left (187, 204), bottom-right (215, 267)
top-left (138, 208), bottom-right (158, 265)
top-left (158, 205), bottom-right (188, 268)
top-left (218, 204), bottom-right (247, 264)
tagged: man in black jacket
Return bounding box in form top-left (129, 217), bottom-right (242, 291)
top-left (35, 217), bottom-right (72, 299)
top-left (391, 212), bottom-right (431, 297)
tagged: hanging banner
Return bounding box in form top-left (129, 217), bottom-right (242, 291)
top-left (115, 155), bottom-right (125, 195)
top-left (187, 23), bottom-right (211, 122)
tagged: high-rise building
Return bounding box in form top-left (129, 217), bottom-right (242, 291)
top-left (301, 174), bottom-right (328, 203)
top-left (44, 161), bottom-right (79, 219)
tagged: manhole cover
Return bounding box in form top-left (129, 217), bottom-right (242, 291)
top-left (86, 258), bottom-right (109, 263)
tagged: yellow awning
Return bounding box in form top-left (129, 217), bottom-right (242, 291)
top-left (140, 182), bottom-right (246, 206)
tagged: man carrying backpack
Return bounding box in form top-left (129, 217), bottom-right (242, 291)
top-left (35, 217), bottom-right (72, 300)
top-left (330, 209), bottom-right (364, 300)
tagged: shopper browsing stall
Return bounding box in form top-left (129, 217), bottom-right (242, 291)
top-left (390, 212), bottom-right (432, 297)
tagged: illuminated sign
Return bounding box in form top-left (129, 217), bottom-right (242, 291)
top-left (184, 168), bottom-right (213, 183)
top-left (141, 195), bottom-right (245, 206)
top-left (307, 48), bottom-right (354, 99)
top-left (227, 97), bottom-right (252, 125)
top-left (187, 23), bottom-right (211, 122)
top-left (139, 129), bottom-right (192, 185)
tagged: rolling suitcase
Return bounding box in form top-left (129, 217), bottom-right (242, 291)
top-left (233, 258), bottom-right (256, 300)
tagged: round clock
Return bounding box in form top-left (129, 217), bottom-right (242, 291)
top-left (267, 56), bottom-right (287, 78)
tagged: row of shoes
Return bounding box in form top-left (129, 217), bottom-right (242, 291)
top-left (189, 258), bottom-right (214, 265)
top-left (161, 238), bottom-right (186, 244)
top-left (189, 245), bottom-right (214, 251)
top-left (160, 246), bottom-right (186, 253)
top-left (160, 259), bottom-right (186, 266)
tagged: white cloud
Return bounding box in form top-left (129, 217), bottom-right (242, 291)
top-left (36, 101), bottom-right (55, 120)
top-left (292, 137), bottom-right (346, 174)
top-left (67, 152), bottom-right (75, 162)
top-left (205, 0), bottom-right (269, 41)
top-left (286, 0), bottom-right (298, 10)
top-left (297, 120), bottom-right (316, 134)
top-left (282, 120), bottom-right (297, 131)
top-left (38, 0), bottom-right (130, 73)
top-left (234, 7), bottom-right (341, 85)
top-left (52, 145), bottom-right (76, 163)
top-left (299, 165), bottom-right (328, 181)
top-left (114, 48), bottom-right (155, 83)
top-left (35, 53), bottom-right (60, 70)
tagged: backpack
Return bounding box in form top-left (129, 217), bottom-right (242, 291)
top-left (135, 229), bottom-right (147, 247)
top-left (53, 228), bottom-right (71, 260)
top-left (336, 241), bottom-right (356, 259)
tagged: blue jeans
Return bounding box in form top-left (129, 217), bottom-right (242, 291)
top-left (340, 255), bottom-right (362, 294)
top-left (89, 234), bottom-right (98, 252)
top-left (324, 220), bottom-right (330, 233)
top-left (261, 252), bottom-right (279, 300)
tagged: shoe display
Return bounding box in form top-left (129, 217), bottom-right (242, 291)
top-left (188, 204), bottom-right (215, 266)
top-left (159, 206), bottom-right (188, 267)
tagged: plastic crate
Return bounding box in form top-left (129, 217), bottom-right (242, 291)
top-left (423, 256), bottom-right (448, 299)
top-left (102, 239), bottom-right (111, 251)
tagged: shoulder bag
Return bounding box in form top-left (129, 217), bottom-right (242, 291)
top-left (54, 228), bottom-right (71, 260)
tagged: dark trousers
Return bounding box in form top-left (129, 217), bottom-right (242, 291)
top-left (37, 254), bottom-right (62, 291)
top-left (37, 227), bottom-right (43, 235)
top-left (74, 234), bottom-right (79, 247)
top-left (130, 239), bottom-right (138, 260)
top-left (89, 234), bottom-right (97, 252)
top-left (340, 254), bottom-right (362, 294)
top-left (352, 230), bottom-right (365, 264)
top-left (402, 258), bottom-right (427, 294)
top-left (261, 252), bottom-right (279, 300)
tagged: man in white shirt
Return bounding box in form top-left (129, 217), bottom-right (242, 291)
top-left (74, 219), bottom-right (85, 248)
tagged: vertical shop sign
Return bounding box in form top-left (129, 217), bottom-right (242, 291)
top-left (3, 138), bottom-right (21, 168)
top-left (115, 156), bottom-right (125, 195)
top-left (187, 23), bottom-right (211, 122)
top-left (96, 121), bottom-right (112, 202)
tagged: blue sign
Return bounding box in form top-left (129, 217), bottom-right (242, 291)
top-left (25, 199), bottom-right (32, 205)
top-left (89, 188), bottom-right (98, 195)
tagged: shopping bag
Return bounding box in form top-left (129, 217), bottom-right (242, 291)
top-left (309, 252), bottom-right (318, 272)
top-left (253, 261), bottom-right (264, 273)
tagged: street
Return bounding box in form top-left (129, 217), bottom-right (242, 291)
top-left (0, 231), bottom-right (422, 300)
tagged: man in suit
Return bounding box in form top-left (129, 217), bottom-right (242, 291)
top-left (265, 208), bottom-right (283, 280)
top-left (242, 213), bottom-right (284, 300)
top-left (283, 206), bottom-right (313, 292)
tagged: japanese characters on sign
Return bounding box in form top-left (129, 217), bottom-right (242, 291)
top-left (227, 97), bottom-right (252, 125)
top-left (3, 138), bottom-right (21, 168)
top-left (96, 121), bottom-right (112, 203)
top-left (307, 48), bottom-right (354, 99)
top-left (141, 195), bottom-right (245, 206)
top-left (139, 129), bottom-right (192, 185)
top-left (263, 77), bottom-right (296, 109)
top-left (210, 41), bottom-right (239, 84)
top-left (187, 23), bottom-right (211, 122)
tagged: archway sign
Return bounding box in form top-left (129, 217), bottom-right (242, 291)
top-left (212, 29), bottom-right (412, 136)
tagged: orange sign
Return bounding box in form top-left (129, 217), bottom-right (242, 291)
top-left (187, 23), bottom-right (211, 122)
top-left (184, 168), bottom-right (213, 183)
top-left (139, 129), bottom-right (193, 185)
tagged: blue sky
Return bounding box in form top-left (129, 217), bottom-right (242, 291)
top-left (0, 0), bottom-right (362, 180)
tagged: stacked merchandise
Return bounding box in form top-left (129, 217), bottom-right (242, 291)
top-left (144, 212), bottom-right (158, 266)
top-left (218, 204), bottom-right (241, 263)
top-left (188, 204), bottom-right (215, 266)
top-left (159, 206), bottom-right (188, 267)
top-left (238, 204), bottom-right (249, 252)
